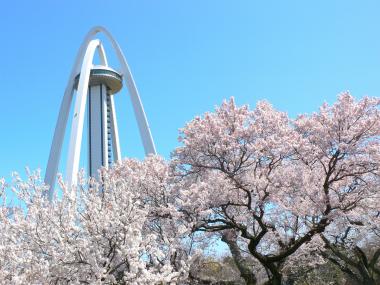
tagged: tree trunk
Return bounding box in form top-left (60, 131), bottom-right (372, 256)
top-left (262, 260), bottom-right (283, 285)
top-left (267, 267), bottom-right (282, 285)
top-left (270, 274), bottom-right (282, 285)
top-left (221, 230), bottom-right (257, 285)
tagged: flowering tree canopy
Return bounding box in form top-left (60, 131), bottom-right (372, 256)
top-left (0, 157), bottom-right (191, 285)
top-left (0, 93), bottom-right (379, 285)
top-left (172, 93), bottom-right (380, 285)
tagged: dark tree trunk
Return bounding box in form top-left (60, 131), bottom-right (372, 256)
top-left (266, 263), bottom-right (282, 285)
top-left (222, 230), bottom-right (257, 285)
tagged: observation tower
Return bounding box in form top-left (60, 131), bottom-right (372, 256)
top-left (45, 27), bottom-right (156, 200)
top-left (73, 66), bottom-right (122, 177)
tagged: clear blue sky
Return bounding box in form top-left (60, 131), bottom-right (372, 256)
top-left (1, 0), bottom-right (380, 179)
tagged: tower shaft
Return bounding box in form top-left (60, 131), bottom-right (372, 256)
top-left (88, 84), bottom-right (110, 177)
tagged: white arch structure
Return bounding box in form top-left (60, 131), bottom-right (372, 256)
top-left (45, 26), bottom-right (156, 200)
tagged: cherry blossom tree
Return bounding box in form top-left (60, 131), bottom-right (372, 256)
top-left (1, 93), bottom-right (379, 285)
top-left (0, 157), bottom-right (191, 285)
top-left (172, 93), bottom-right (380, 285)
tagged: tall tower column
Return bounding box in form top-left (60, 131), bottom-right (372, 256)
top-left (88, 84), bottom-right (108, 177)
top-left (74, 66), bottom-right (123, 178)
